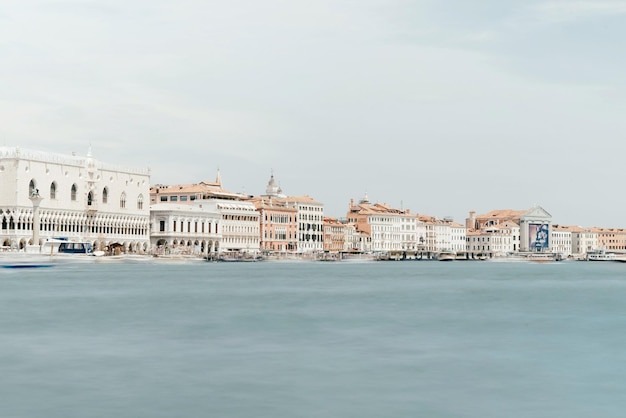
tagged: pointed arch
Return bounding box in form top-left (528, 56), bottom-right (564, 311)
top-left (50, 182), bottom-right (57, 199)
top-left (29, 179), bottom-right (37, 197)
top-left (137, 194), bottom-right (144, 210)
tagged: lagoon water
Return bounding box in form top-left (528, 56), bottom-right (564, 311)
top-left (2, 259), bottom-right (626, 418)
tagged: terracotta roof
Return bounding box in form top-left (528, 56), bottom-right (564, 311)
top-left (475, 209), bottom-right (526, 219)
top-left (285, 195), bottom-right (323, 205)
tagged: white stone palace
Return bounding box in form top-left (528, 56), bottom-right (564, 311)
top-left (0, 147), bottom-right (151, 253)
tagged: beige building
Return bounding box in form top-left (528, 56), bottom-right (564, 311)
top-left (323, 217), bottom-right (346, 253)
top-left (248, 195), bottom-right (298, 254)
top-left (567, 226), bottom-right (598, 256)
top-left (591, 227), bottom-right (626, 252)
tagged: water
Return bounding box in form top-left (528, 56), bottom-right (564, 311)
top-left (2, 260), bottom-right (626, 418)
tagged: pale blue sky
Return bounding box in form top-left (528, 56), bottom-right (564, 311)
top-left (2, 0), bottom-right (625, 226)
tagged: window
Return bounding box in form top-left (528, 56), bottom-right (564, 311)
top-left (71, 184), bottom-right (77, 201)
top-left (159, 221), bottom-right (165, 232)
top-left (160, 196), bottom-right (167, 202)
top-left (170, 196), bottom-right (178, 202)
top-left (102, 187), bottom-right (108, 204)
top-left (120, 192), bottom-right (126, 209)
top-left (137, 194), bottom-right (144, 210)
top-left (50, 182), bottom-right (57, 199)
top-left (180, 196), bottom-right (188, 202)
top-left (87, 191), bottom-right (93, 206)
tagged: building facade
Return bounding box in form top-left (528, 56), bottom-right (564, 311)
top-left (248, 196), bottom-right (298, 253)
top-left (149, 202), bottom-right (221, 256)
top-left (0, 147), bottom-right (150, 253)
top-left (347, 195), bottom-right (422, 254)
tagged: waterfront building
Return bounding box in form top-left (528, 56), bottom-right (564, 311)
top-left (150, 171), bottom-right (246, 204)
top-left (568, 226), bottom-right (598, 256)
top-left (590, 227), bottom-right (626, 253)
top-left (0, 146), bottom-right (150, 253)
top-left (150, 174), bottom-right (259, 257)
top-left (247, 195), bottom-right (297, 254)
top-left (150, 202), bottom-right (221, 256)
top-left (551, 225), bottom-right (573, 258)
top-left (323, 217), bottom-right (346, 253)
top-left (343, 222), bottom-right (372, 253)
top-left (468, 206), bottom-right (552, 253)
top-left (519, 206), bottom-right (552, 252)
top-left (348, 195), bottom-right (422, 255)
top-left (466, 209), bottom-right (526, 231)
top-left (419, 215), bottom-right (453, 253)
top-left (466, 221), bottom-right (520, 257)
top-left (450, 221), bottom-right (467, 253)
top-left (202, 199), bottom-right (260, 256)
top-left (466, 229), bottom-right (484, 256)
top-left (249, 173), bottom-right (325, 254)
top-left (284, 195), bottom-right (324, 254)
top-left (246, 174), bottom-right (297, 254)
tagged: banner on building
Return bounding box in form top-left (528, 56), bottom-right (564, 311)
top-left (529, 223), bottom-right (549, 250)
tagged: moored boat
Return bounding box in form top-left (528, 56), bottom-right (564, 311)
top-left (586, 249), bottom-right (616, 261)
top-left (435, 250), bottom-right (456, 261)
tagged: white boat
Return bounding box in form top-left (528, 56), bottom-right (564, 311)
top-left (341, 252), bottom-right (377, 262)
top-left (586, 249), bottom-right (616, 261)
top-left (435, 251), bottom-right (456, 261)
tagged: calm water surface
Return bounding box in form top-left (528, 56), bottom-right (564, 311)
top-left (2, 260), bottom-right (626, 418)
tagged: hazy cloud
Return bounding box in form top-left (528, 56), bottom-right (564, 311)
top-left (532, 0), bottom-right (626, 23)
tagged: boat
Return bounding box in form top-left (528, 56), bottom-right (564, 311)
top-left (489, 252), bottom-right (561, 263)
top-left (44, 238), bottom-right (105, 257)
top-left (586, 249), bottom-right (616, 261)
top-left (341, 252), bottom-right (378, 262)
top-left (435, 250), bottom-right (456, 261)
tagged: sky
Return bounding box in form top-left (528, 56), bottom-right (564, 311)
top-left (2, 0), bottom-right (626, 227)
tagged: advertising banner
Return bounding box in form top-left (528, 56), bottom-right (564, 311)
top-left (529, 223), bottom-right (549, 250)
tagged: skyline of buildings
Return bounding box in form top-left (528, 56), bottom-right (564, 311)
top-left (1, 146), bottom-right (625, 259)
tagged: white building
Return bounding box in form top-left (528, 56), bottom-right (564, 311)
top-left (0, 147), bottom-right (150, 253)
top-left (420, 215), bottom-right (467, 253)
top-left (466, 221), bottom-right (520, 257)
top-left (450, 221), bottom-right (467, 252)
top-left (150, 202), bottom-right (221, 257)
top-left (551, 226), bottom-right (573, 258)
top-left (205, 200), bottom-right (260, 255)
top-left (347, 196), bottom-right (421, 254)
top-left (519, 206), bottom-right (552, 253)
top-left (285, 196), bottom-right (324, 253)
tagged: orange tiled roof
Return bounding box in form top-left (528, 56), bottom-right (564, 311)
top-left (475, 209), bottom-right (526, 219)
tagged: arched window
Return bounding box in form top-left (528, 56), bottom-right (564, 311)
top-left (137, 194), bottom-right (144, 210)
top-left (29, 179), bottom-right (36, 197)
top-left (71, 184), bottom-right (77, 201)
top-left (87, 191), bottom-right (93, 206)
top-left (50, 182), bottom-right (57, 199)
top-left (102, 187), bottom-right (108, 204)
top-left (120, 192), bottom-right (126, 209)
